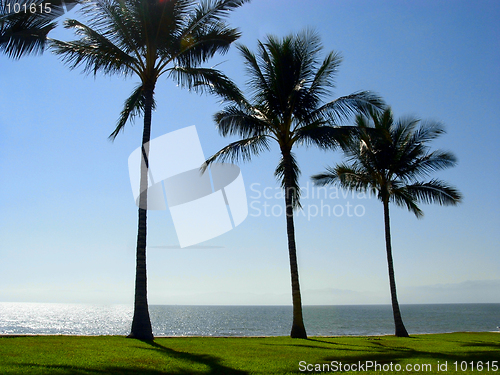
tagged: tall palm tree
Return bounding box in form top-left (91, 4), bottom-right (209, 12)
top-left (204, 30), bottom-right (384, 339)
top-left (312, 107), bottom-right (462, 337)
top-left (0, 0), bottom-right (78, 58)
top-left (51, 0), bottom-right (248, 340)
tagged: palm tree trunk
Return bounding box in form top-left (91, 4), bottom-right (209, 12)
top-left (383, 199), bottom-right (409, 338)
top-left (128, 87), bottom-right (154, 340)
top-left (283, 153), bottom-right (307, 339)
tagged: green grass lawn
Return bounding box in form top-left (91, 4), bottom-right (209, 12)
top-left (0, 333), bottom-right (498, 374)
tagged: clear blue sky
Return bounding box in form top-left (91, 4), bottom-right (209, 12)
top-left (1, 0), bottom-right (499, 305)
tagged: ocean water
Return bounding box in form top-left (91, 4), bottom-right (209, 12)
top-left (0, 303), bottom-right (498, 336)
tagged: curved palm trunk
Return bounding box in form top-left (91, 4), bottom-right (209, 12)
top-left (283, 153), bottom-right (307, 339)
top-left (383, 199), bottom-right (409, 338)
top-left (128, 88), bottom-right (154, 340)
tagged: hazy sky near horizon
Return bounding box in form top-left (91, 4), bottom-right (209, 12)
top-left (1, 0), bottom-right (499, 305)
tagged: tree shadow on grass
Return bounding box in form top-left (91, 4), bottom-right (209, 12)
top-left (260, 335), bottom-right (500, 370)
top-left (307, 337), bottom-right (392, 351)
top-left (462, 342), bottom-right (500, 349)
top-left (8, 339), bottom-right (248, 375)
top-left (136, 339), bottom-right (248, 375)
top-left (261, 337), bottom-right (390, 353)
top-left (8, 363), bottom-right (177, 375)
top-left (320, 338), bottom-right (500, 366)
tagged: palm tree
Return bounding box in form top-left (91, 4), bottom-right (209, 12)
top-left (312, 107), bottom-right (462, 337)
top-left (50, 0), bottom-right (248, 340)
top-left (0, 0), bottom-right (78, 58)
top-left (203, 30), bottom-right (384, 338)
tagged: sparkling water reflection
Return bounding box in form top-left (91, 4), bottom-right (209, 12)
top-left (1, 303), bottom-right (498, 336)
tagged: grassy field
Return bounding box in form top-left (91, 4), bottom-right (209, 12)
top-left (0, 333), bottom-right (498, 374)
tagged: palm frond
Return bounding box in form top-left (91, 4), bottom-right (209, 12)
top-left (319, 91), bottom-right (385, 125)
top-left (168, 65), bottom-right (244, 102)
top-left (405, 179), bottom-right (463, 206)
top-left (313, 106), bottom-right (462, 217)
top-left (50, 18), bottom-right (136, 76)
top-left (237, 42), bottom-right (270, 102)
top-left (390, 185), bottom-right (424, 218)
top-left (184, 0), bottom-right (248, 38)
top-left (86, 0), bottom-right (147, 65)
top-left (312, 164), bottom-right (374, 195)
top-left (274, 152), bottom-right (301, 209)
top-left (175, 22), bottom-right (241, 67)
top-left (311, 166), bottom-right (340, 187)
top-left (398, 150), bottom-right (458, 181)
top-left (215, 104), bottom-right (269, 138)
top-left (109, 83), bottom-right (156, 140)
top-left (169, 0), bottom-right (248, 69)
top-left (337, 164), bottom-right (374, 193)
top-left (203, 134), bottom-right (271, 170)
top-left (308, 50), bottom-right (342, 99)
top-left (410, 119), bottom-right (446, 144)
top-left (0, 0), bottom-right (71, 58)
top-left (294, 124), bottom-right (354, 150)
